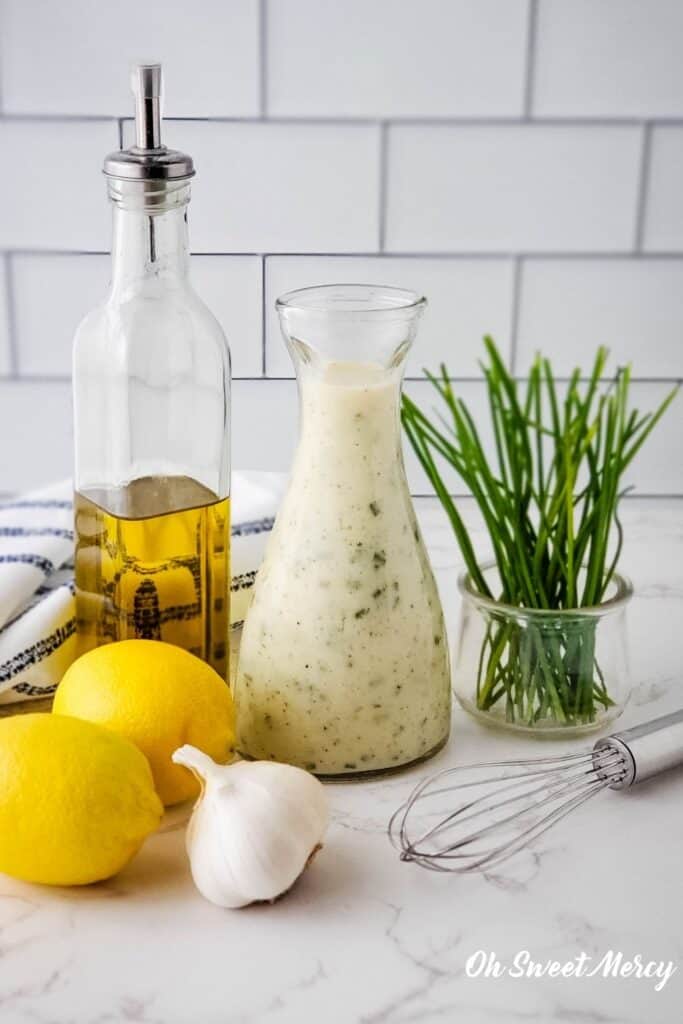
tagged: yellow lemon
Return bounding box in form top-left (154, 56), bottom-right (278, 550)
top-left (54, 640), bottom-right (235, 806)
top-left (0, 713), bottom-right (162, 886)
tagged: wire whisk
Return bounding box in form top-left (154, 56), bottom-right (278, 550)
top-left (389, 709), bottom-right (683, 875)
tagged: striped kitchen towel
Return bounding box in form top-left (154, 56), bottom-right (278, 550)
top-left (0, 472), bottom-right (286, 706)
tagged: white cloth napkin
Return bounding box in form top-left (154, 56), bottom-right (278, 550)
top-left (0, 472), bottom-right (286, 706)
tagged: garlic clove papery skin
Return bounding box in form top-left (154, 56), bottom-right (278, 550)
top-left (172, 746), bottom-right (329, 909)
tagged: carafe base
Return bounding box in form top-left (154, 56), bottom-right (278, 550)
top-left (236, 729), bottom-right (450, 783)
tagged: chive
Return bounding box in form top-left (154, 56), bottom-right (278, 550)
top-left (403, 339), bottom-right (678, 725)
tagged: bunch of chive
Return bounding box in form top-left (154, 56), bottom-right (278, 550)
top-left (402, 338), bottom-right (677, 725)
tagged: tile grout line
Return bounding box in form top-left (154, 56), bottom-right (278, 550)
top-left (509, 257), bottom-right (523, 373)
top-left (0, 0), bottom-right (3, 117)
top-left (8, 113), bottom-right (683, 127)
top-left (378, 122), bottom-right (389, 251)
top-left (411, 492), bottom-right (683, 501)
top-left (260, 256), bottom-right (267, 375)
top-left (4, 254), bottom-right (19, 377)
top-left (634, 121), bottom-right (652, 252)
top-left (0, 114), bottom-right (123, 124)
top-left (0, 488), bottom-right (678, 502)
top-left (522, 0), bottom-right (539, 119)
top-left (4, 250), bottom-right (683, 260)
top-left (259, 0), bottom-right (268, 119)
top-left (8, 374), bottom-right (681, 385)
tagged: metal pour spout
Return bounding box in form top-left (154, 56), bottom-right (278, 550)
top-left (132, 64), bottom-right (163, 151)
top-left (103, 63), bottom-right (194, 181)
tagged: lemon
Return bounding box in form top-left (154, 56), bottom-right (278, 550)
top-left (54, 640), bottom-right (235, 806)
top-left (0, 713), bottom-right (162, 886)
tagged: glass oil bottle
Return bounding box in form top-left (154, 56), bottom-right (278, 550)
top-left (72, 65), bottom-right (231, 679)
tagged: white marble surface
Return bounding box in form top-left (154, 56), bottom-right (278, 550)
top-left (1, 497), bottom-right (681, 1024)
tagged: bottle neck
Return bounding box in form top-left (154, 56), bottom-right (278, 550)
top-left (297, 359), bottom-right (405, 468)
top-left (109, 180), bottom-right (191, 293)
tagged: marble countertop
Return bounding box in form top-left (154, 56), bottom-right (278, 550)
top-left (1, 497), bottom-right (681, 1024)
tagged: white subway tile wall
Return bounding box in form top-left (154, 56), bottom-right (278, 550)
top-left (533, 0), bottom-right (683, 117)
top-left (266, 0), bottom-right (530, 118)
top-left (0, 257), bottom-right (11, 376)
top-left (386, 124), bottom-right (642, 253)
top-left (11, 254), bottom-right (264, 378)
top-left (517, 259), bottom-right (683, 377)
top-left (123, 120), bottom-right (381, 254)
top-left (0, 381), bottom-right (73, 491)
top-left (191, 257), bottom-right (264, 378)
top-left (0, 0), bottom-right (260, 117)
top-left (644, 128), bottom-right (683, 252)
top-left (12, 254), bottom-right (109, 376)
top-left (0, 0), bottom-right (681, 496)
top-left (0, 120), bottom-right (116, 250)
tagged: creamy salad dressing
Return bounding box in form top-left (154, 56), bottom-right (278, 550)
top-left (235, 360), bottom-right (451, 776)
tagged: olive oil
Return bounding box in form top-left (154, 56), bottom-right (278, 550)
top-left (75, 476), bottom-right (230, 679)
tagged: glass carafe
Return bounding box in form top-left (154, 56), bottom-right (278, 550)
top-left (72, 66), bottom-right (231, 679)
top-left (235, 285), bottom-right (451, 777)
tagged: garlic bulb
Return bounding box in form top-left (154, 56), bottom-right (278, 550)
top-left (171, 746), bottom-right (329, 909)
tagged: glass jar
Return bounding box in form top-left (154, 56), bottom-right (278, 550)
top-left (235, 285), bottom-right (451, 777)
top-left (453, 562), bottom-right (633, 735)
top-left (72, 67), bottom-right (231, 679)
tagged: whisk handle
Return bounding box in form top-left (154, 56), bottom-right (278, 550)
top-left (595, 708), bottom-right (683, 789)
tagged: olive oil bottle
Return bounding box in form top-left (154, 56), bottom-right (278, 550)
top-left (72, 66), bottom-right (231, 678)
top-left (75, 478), bottom-right (230, 677)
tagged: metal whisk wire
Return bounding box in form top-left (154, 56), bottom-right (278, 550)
top-left (389, 746), bottom-right (628, 875)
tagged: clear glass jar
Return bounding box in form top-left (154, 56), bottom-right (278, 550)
top-left (234, 284), bottom-right (451, 778)
top-left (72, 175), bottom-right (231, 678)
top-left (453, 562), bottom-right (633, 735)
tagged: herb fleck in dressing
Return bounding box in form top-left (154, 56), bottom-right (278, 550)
top-left (235, 361), bottom-right (451, 776)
